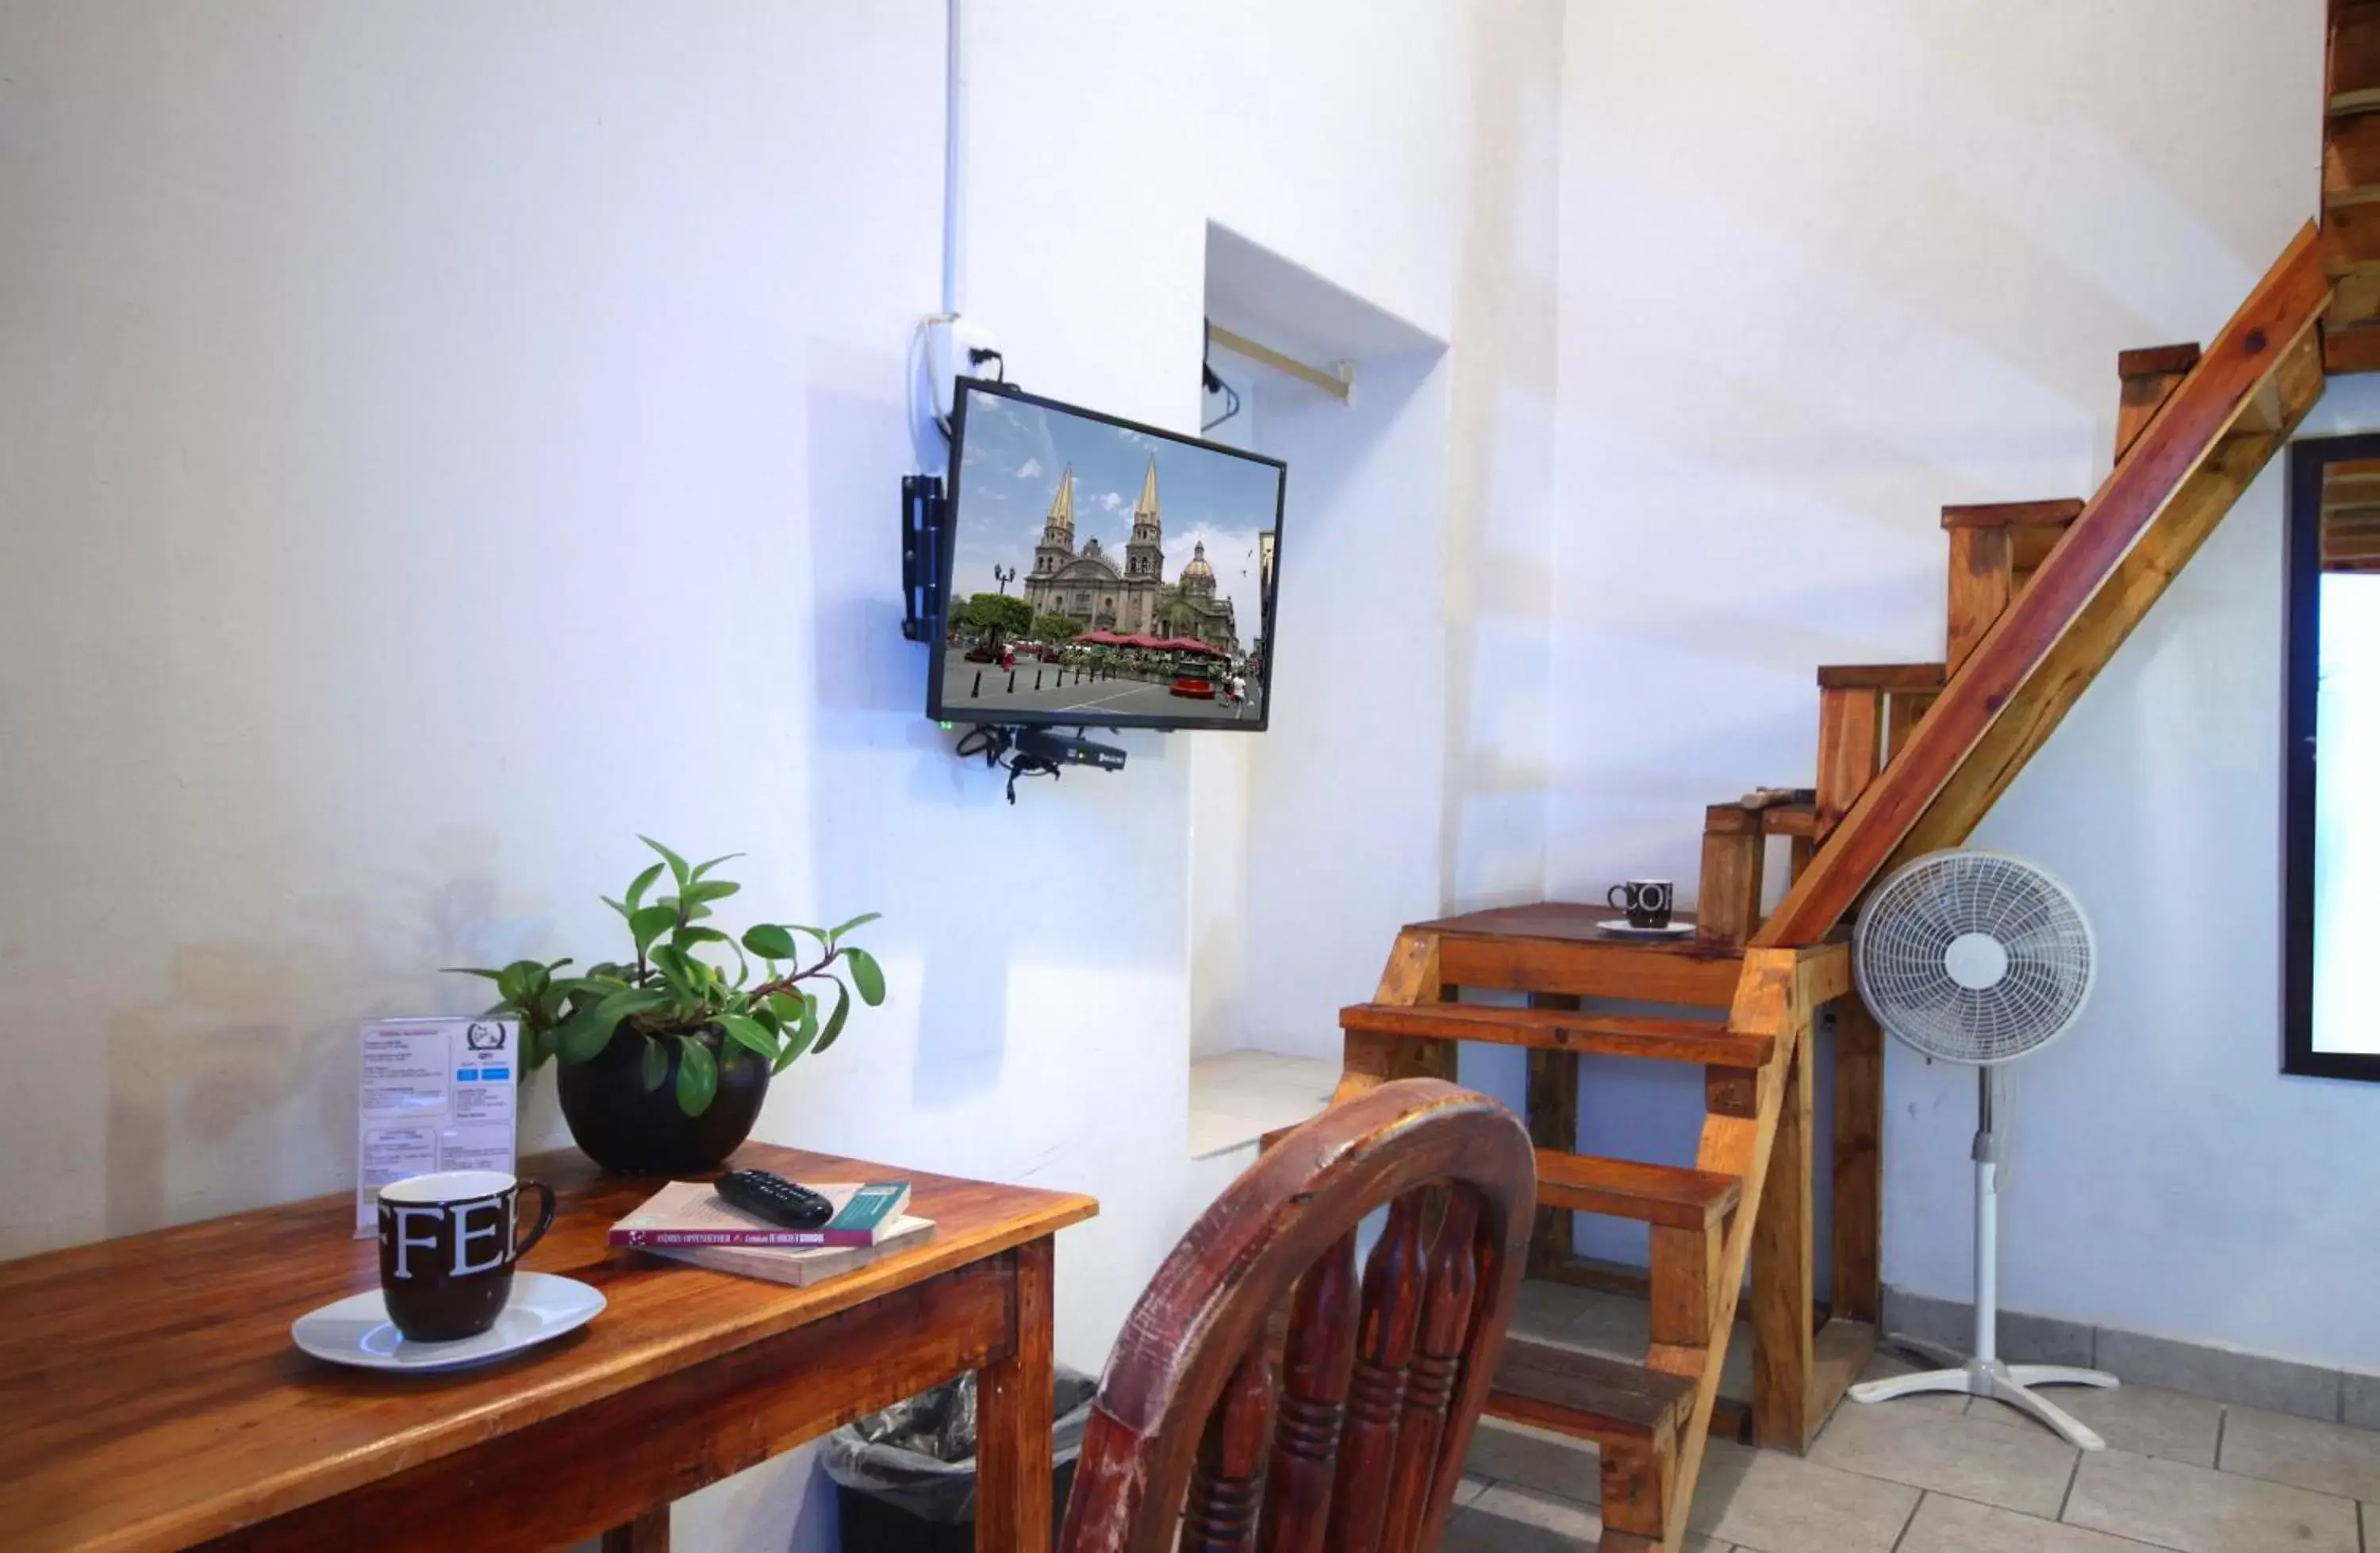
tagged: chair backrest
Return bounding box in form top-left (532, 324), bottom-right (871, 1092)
top-left (1058, 1079), bottom-right (1537, 1553)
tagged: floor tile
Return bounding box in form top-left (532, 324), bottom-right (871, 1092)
top-left (1464, 1417), bottom-right (1601, 1503)
top-left (2218, 1402), bottom-right (2380, 1501)
top-left (1897, 1492), bottom-right (2165, 1551)
top-left (1470, 1482), bottom-right (1602, 1542)
top-left (2063, 1448), bottom-right (2359, 1553)
top-left (1964, 1382), bottom-right (2221, 1467)
top-left (1438, 1501), bottom-right (1591, 1553)
top-left (1510, 1279), bottom-right (1599, 1343)
top-left (1453, 1475), bottom-right (1490, 1508)
top-left (1688, 1436), bottom-right (1921, 1553)
top-left (1809, 1397), bottom-right (2077, 1517)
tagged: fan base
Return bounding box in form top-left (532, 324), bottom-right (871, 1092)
top-left (1848, 1344), bottom-right (2119, 1450)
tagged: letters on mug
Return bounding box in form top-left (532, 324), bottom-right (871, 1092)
top-left (385, 1195), bottom-right (509, 1278)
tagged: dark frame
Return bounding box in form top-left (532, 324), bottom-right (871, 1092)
top-left (2282, 434), bottom-right (2380, 1079)
top-left (926, 377), bottom-right (1288, 734)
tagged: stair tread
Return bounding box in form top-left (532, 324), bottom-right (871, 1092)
top-left (1534, 1150), bottom-right (1743, 1229)
top-left (1814, 661), bottom-right (1947, 692)
top-left (1338, 1002), bottom-right (1774, 1068)
top-left (1411, 903), bottom-right (1741, 957)
top-left (2116, 342), bottom-right (2202, 378)
top-left (1939, 498), bottom-right (2086, 530)
top-left (1488, 1337), bottom-right (1697, 1442)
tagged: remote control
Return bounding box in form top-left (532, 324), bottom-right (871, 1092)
top-left (715, 1170), bottom-right (835, 1229)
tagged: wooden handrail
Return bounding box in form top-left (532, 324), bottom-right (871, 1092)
top-left (1754, 220), bottom-right (2331, 948)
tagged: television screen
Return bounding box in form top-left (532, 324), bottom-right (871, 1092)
top-left (928, 379), bottom-right (1286, 732)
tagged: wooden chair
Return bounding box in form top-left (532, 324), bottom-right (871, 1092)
top-left (1058, 1079), bottom-right (1536, 1553)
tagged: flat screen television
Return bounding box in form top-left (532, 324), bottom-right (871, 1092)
top-left (928, 379), bottom-right (1287, 732)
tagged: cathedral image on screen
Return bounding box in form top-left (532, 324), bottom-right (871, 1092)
top-left (1020, 458), bottom-right (1238, 654)
top-left (933, 384), bottom-right (1284, 730)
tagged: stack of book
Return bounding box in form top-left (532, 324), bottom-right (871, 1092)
top-left (608, 1179), bottom-right (932, 1286)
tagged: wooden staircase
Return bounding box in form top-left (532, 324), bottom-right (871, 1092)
top-left (1328, 220), bottom-right (2332, 1553)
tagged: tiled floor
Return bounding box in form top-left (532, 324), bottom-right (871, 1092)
top-left (1453, 1281), bottom-right (2380, 1552)
top-left (1187, 1049), bottom-right (1340, 1157)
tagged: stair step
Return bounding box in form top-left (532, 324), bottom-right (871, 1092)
top-left (1702, 796), bottom-right (1818, 839)
top-left (1814, 661), bottom-right (1947, 692)
top-left (1411, 903), bottom-right (1746, 1007)
top-left (2117, 342), bottom-right (2204, 380)
top-left (1938, 498), bottom-right (2085, 529)
top-left (1338, 1002), bottom-right (1774, 1068)
top-left (1535, 1150), bottom-right (1742, 1229)
top-left (1487, 1337), bottom-right (1696, 1445)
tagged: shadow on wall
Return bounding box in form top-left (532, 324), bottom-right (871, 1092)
top-left (1438, 0), bottom-right (1560, 914)
top-left (95, 826), bottom-right (556, 1249)
top-left (796, 343), bottom-right (1189, 1125)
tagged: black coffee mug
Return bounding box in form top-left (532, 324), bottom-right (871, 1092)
top-left (377, 1169), bottom-right (556, 1343)
top-left (1606, 879), bottom-right (1675, 929)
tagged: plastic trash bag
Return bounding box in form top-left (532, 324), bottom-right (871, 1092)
top-left (820, 1367), bottom-right (1098, 1525)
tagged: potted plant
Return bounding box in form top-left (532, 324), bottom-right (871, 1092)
top-left (451, 838), bottom-right (884, 1175)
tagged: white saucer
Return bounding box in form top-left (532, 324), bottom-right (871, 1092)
top-left (292, 1271), bottom-right (605, 1373)
top-left (1599, 918), bottom-right (1695, 938)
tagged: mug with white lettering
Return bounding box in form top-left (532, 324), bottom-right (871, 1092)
top-left (376, 1170), bottom-right (556, 1342)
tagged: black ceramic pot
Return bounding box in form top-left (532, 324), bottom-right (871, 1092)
top-left (555, 1028), bottom-right (770, 1175)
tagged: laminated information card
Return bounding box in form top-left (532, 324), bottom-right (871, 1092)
top-left (355, 1017), bottom-right (520, 1236)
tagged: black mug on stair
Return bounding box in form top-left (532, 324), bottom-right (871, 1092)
top-left (1606, 880), bottom-right (1674, 930)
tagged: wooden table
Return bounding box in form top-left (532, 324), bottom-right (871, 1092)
top-left (0, 1144), bottom-right (1097, 1552)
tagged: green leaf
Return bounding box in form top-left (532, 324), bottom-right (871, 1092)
top-left (690, 852), bottom-right (745, 881)
top-left (813, 978), bottom-right (853, 1054)
top-left (639, 1037), bottom-right (670, 1091)
top-left (715, 1012), bottom-right (778, 1063)
top-left (773, 992), bottom-right (822, 1072)
top-left (684, 879), bottom-right (740, 908)
top-left (557, 1003), bottom-right (618, 1063)
top-left (601, 895), bottom-right (632, 922)
top-left (592, 987), bottom-right (671, 1030)
top-left (675, 1036), bottom-right (717, 1117)
top-left (841, 945), bottom-right (886, 1007)
top-left (629, 904), bottom-right (678, 958)
top-left (673, 924), bottom-right (730, 948)
top-left (742, 923), bottom-right (797, 961)
top-left (827, 911), bottom-right (881, 942)
top-left (624, 861), bottom-right (668, 914)
top-left (443, 966), bottom-right (506, 983)
top-left (640, 835), bottom-right (692, 890)
top-left (647, 944), bottom-right (701, 1007)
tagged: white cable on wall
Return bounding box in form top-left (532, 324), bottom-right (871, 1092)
top-left (941, 0), bottom-right (965, 318)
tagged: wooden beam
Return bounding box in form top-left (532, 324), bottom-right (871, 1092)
top-left (1751, 991), bottom-right (1815, 1451)
top-left (1939, 499), bottom-right (2085, 529)
top-left (1330, 931), bottom-right (1451, 1106)
top-left (1656, 951), bottom-right (1813, 1523)
top-left (1814, 661), bottom-right (1945, 692)
top-left (2117, 345), bottom-right (2202, 462)
top-left (1525, 997), bottom-right (1580, 1279)
top-left (1944, 526), bottom-right (2012, 673)
top-left (1829, 999), bottom-right (1883, 1326)
top-left (1814, 688), bottom-right (1882, 840)
top-left (1883, 320), bottom-right (2328, 875)
top-left (1755, 220), bottom-right (2328, 948)
top-left (1696, 804), bottom-right (1766, 949)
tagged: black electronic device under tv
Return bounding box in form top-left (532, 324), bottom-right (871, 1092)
top-left (927, 378), bottom-right (1287, 733)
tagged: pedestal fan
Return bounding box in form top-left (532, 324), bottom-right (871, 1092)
top-left (1844, 849), bottom-right (2119, 1449)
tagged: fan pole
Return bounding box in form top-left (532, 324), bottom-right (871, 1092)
top-left (1973, 1065), bottom-right (1998, 1368)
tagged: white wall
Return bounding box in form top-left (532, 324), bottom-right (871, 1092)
top-left (0, 2), bottom-right (1560, 1547)
top-left (1549, 0), bottom-right (2380, 1368)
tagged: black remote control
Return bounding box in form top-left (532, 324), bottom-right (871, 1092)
top-left (715, 1170), bottom-right (835, 1229)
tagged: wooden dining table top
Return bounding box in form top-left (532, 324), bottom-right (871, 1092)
top-left (0, 1143), bottom-right (1098, 1553)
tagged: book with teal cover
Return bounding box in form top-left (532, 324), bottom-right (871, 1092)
top-left (610, 1180), bottom-right (917, 1248)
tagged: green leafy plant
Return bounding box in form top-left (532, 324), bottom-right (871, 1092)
top-left (448, 838), bottom-right (885, 1117)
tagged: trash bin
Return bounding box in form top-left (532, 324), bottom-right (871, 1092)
top-left (821, 1366), bottom-right (1098, 1552)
